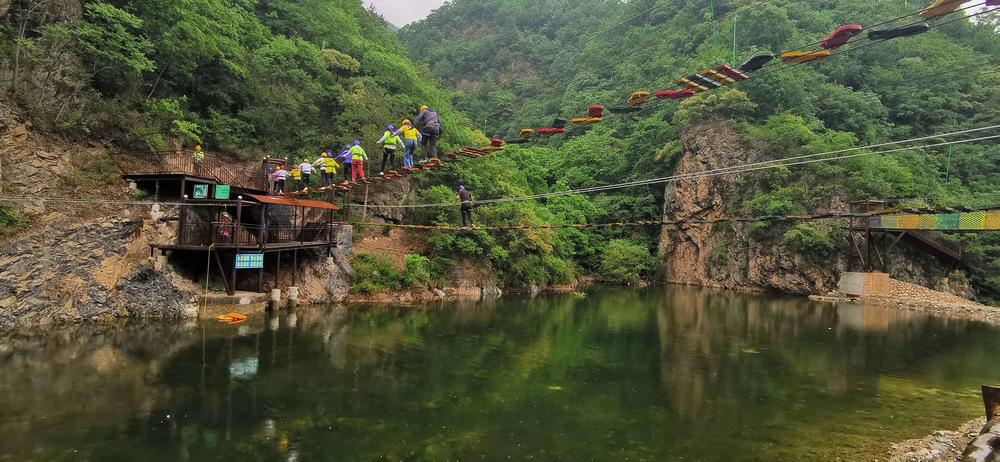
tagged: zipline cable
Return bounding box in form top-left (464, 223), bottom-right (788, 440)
top-left (351, 201), bottom-right (1000, 232)
top-left (366, 126), bottom-right (1000, 208)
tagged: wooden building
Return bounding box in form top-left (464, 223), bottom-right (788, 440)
top-left (116, 148), bottom-right (352, 295)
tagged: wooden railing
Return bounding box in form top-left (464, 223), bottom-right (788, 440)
top-left (180, 222), bottom-right (338, 248)
top-left (115, 149), bottom-right (267, 192)
top-left (905, 230), bottom-right (964, 261)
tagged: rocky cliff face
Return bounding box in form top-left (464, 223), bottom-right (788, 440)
top-left (0, 213), bottom-right (196, 329)
top-left (659, 123), bottom-right (965, 297)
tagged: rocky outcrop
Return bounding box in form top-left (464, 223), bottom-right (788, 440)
top-left (659, 124), bottom-right (844, 295)
top-left (0, 214), bottom-right (196, 328)
top-left (659, 123), bottom-right (966, 297)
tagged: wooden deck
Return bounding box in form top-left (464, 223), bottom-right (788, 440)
top-left (115, 149), bottom-right (268, 192)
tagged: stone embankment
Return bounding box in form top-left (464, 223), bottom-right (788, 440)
top-left (862, 279), bottom-right (1000, 325)
top-left (887, 418), bottom-right (985, 462)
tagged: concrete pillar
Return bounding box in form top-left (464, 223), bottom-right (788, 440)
top-left (271, 288), bottom-right (281, 302)
top-left (156, 254), bottom-right (168, 271)
top-left (128, 181), bottom-right (137, 190)
top-left (288, 286), bottom-right (298, 302)
top-left (327, 256), bottom-right (334, 266)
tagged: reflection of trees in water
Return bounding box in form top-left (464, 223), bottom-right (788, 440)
top-left (0, 320), bottom-right (201, 458)
top-left (657, 286), bottom-right (988, 427)
top-left (6, 290), bottom-right (999, 460)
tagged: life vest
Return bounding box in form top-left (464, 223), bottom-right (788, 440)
top-left (384, 131), bottom-right (401, 148)
top-left (399, 125), bottom-right (420, 141)
top-left (350, 145), bottom-right (366, 162)
top-left (193, 150), bottom-right (204, 162)
top-left (291, 169), bottom-right (302, 180)
top-left (323, 157), bottom-right (338, 173)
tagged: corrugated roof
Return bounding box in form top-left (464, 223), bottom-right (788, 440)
top-left (246, 194), bottom-right (340, 210)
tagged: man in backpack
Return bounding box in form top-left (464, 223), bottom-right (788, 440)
top-left (413, 106), bottom-right (442, 164)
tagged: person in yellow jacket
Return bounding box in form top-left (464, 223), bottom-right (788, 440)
top-left (393, 120), bottom-right (421, 169)
top-left (291, 165), bottom-right (303, 192)
top-left (376, 124), bottom-right (402, 176)
top-left (312, 152), bottom-right (339, 187)
top-left (192, 145), bottom-right (204, 173)
top-left (349, 140), bottom-right (368, 182)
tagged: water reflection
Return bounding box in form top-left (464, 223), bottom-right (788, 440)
top-left (0, 287), bottom-right (997, 461)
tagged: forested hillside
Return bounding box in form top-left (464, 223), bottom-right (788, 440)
top-left (399, 0), bottom-right (1000, 297)
top-left (0, 0), bottom-right (477, 158)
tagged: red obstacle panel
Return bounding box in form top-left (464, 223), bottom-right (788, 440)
top-left (655, 89), bottom-right (696, 100)
top-left (536, 128), bottom-right (566, 135)
top-left (820, 24), bottom-right (863, 49)
top-left (490, 139), bottom-right (503, 147)
top-left (588, 105), bottom-right (605, 118)
top-left (714, 64), bottom-right (749, 81)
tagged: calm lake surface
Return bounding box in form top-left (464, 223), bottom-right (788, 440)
top-left (2, 286), bottom-right (999, 461)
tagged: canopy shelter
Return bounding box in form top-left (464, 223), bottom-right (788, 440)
top-left (153, 193), bottom-right (347, 296)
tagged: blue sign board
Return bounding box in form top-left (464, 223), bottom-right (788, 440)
top-left (235, 253), bottom-right (264, 269)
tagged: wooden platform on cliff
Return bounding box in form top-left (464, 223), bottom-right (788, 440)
top-left (115, 149), bottom-right (269, 193)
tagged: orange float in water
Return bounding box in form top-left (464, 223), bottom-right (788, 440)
top-left (217, 312), bottom-right (247, 323)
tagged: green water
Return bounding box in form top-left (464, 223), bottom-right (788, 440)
top-left (2, 286), bottom-right (999, 461)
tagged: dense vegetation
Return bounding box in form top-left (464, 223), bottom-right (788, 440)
top-left (0, 0), bottom-right (479, 159)
top-left (2, 0), bottom-right (1000, 296)
top-left (399, 0), bottom-right (1000, 296)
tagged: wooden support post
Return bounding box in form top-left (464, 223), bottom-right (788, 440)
top-left (259, 203), bottom-right (268, 250)
top-left (178, 179), bottom-right (187, 246)
top-left (258, 263), bottom-right (264, 293)
top-left (363, 183), bottom-right (369, 220)
top-left (214, 251), bottom-right (233, 296)
top-left (274, 250), bottom-right (281, 291)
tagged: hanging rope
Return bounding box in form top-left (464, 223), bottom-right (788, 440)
top-left (732, 14), bottom-right (737, 67)
top-left (710, 0), bottom-right (719, 64)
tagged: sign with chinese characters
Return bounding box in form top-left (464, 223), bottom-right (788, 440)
top-left (235, 253), bottom-right (264, 269)
top-left (215, 185), bottom-right (231, 200)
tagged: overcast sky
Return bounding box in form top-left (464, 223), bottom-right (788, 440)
top-left (366, 0), bottom-right (450, 28)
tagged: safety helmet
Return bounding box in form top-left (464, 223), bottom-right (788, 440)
top-left (279, 165), bottom-right (284, 169)
top-left (419, 105), bottom-right (428, 113)
top-left (353, 140), bottom-right (360, 146)
top-left (402, 119), bottom-right (411, 126)
top-left (459, 185), bottom-right (465, 190)
top-left (269, 168), bottom-right (274, 172)
top-left (195, 145), bottom-right (202, 151)
top-left (387, 125), bottom-right (394, 132)
top-left (344, 144), bottom-right (351, 149)
top-left (303, 158), bottom-right (309, 162)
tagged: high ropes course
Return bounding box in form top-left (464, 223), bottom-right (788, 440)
top-left (23, 0), bottom-right (999, 236)
top-left (274, 0), bottom-right (997, 200)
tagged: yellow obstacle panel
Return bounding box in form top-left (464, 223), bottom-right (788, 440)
top-left (897, 215), bottom-right (919, 229)
top-left (917, 214), bottom-right (937, 229)
top-left (959, 212), bottom-right (985, 230)
top-left (986, 212), bottom-right (1000, 230)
